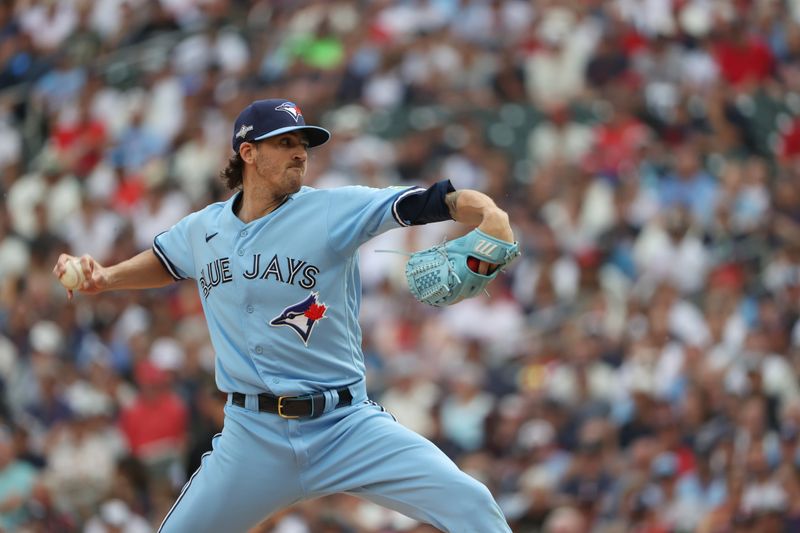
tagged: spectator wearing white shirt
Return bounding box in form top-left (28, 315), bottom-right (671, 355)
top-left (84, 498), bottom-right (153, 533)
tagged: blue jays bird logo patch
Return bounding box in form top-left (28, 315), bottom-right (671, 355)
top-left (275, 102), bottom-right (302, 122)
top-left (270, 292), bottom-right (327, 345)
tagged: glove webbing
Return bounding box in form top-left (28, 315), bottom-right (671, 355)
top-left (375, 243), bottom-right (468, 301)
top-left (408, 246), bottom-right (462, 301)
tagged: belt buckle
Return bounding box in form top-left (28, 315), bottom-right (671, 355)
top-left (277, 396), bottom-right (299, 419)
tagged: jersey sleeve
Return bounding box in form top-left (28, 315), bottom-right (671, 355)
top-left (325, 185), bottom-right (423, 256)
top-left (393, 179), bottom-right (455, 225)
top-left (152, 213), bottom-right (197, 280)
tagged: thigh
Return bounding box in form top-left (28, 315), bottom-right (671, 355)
top-left (303, 402), bottom-right (511, 533)
top-left (158, 405), bottom-right (303, 533)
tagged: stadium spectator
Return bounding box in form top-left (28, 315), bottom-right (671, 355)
top-left (119, 359), bottom-right (187, 484)
top-left (0, 425), bottom-right (38, 531)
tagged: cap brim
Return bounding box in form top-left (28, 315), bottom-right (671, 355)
top-left (253, 125), bottom-right (331, 147)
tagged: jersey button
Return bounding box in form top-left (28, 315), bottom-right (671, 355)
top-left (237, 249), bottom-right (244, 256)
top-left (255, 345), bottom-right (263, 354)
top-left (240, 230), bottom-right (247, 237)
top-left (246, 305), bottom-right (254, 313)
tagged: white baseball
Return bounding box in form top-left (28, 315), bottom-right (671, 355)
top-left (59, 258), bottom-right (85, 290)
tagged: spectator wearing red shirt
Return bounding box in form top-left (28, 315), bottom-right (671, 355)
top-left (712, 19), bottom-right (774, 88)
top-left (587, 98), bottom-right (651, 178)
top-left (51, 96), bottom-right (106, 178)
top-left (119, 359), bottom-right (187, 480)
top-left (109, 164), bottom-right (146, 215)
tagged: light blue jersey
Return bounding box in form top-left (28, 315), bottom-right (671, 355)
top-left (153, 185), bottom-right (419, 396)
top-left (154, 183), bottom-right (512, 533)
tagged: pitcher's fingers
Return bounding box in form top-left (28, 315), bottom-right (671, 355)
top-left (481, 261), bottom-right (501, 276)
top-left (53, 253), bottom-right (72, 276)
top-left (78, 255), bottom-right (94, 278)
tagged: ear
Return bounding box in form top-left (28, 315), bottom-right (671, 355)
top-left (239, 143), bottom-right (256, 164)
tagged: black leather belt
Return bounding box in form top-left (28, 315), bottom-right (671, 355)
top-left (230, 388), bottom-right (353, 419)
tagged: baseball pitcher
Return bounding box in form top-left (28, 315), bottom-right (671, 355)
top-left (53, 99), bottom-right (518, 532)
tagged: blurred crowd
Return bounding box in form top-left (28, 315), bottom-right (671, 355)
top-left (1, 0), bottom-right (800, 532)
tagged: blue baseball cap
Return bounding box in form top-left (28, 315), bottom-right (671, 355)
top-left (231, 98), bottom-right (331, 153)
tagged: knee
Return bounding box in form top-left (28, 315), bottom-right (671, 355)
top-left (454, 477), bottom-right (501, 514)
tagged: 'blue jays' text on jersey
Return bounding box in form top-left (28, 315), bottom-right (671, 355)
top-left (153, 185), bottom-right (423, 396)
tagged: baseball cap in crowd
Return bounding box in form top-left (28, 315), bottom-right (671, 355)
top-left (232, 99), bottom-right (331, 153)
top-left (134, 359), bottom-right (170, 387)
top-left (150, 337), bottom-right (185, 371)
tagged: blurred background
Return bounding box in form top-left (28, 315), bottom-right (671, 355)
top-left (1, 0), bottom-right (800, 532)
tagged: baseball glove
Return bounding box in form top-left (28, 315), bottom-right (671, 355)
top-left (406, 229), bottom-right (520, 307)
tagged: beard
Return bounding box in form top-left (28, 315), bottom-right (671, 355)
top-left (283, 165), bottom-right (305, 193)
top-left (253, 156), bottom-right (305, 195)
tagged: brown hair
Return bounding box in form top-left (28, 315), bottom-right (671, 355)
top-left (220, 153), bottom-right (244, 190)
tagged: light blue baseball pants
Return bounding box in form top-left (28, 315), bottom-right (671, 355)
top-left (157, 393), bottom-right (511, 532)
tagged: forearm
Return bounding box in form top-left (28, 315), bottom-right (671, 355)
top-left (445, 190), bottom-right (514, 242)
top-left (103, 249), bottom-right (176, 291)
top-left (55, 248), bottom-right (177, 298)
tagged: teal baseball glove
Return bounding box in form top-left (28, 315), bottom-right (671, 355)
top-left (406, 229), bottom-right (520, 307)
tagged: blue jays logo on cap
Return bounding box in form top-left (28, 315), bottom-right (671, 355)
top-left (270, 292), bottom-right (328, 345)
top-left (232, 98), bottom-right (331, 153)
top-left (274, 102), bottom-right (302, 122)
